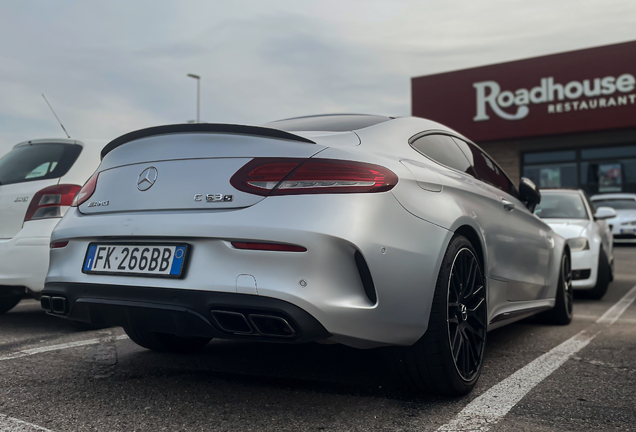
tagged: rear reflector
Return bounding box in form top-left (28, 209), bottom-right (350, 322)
top-left (231, 242), bottom-right (307, 252)
top-left (24, 184), bottom-right (82, 222)
top-left (50, 241), bottom-right (69, 249)
top-left (72, 172), bottom-right (99, 207)
top-left (230, 158), bottom-right (397, 196)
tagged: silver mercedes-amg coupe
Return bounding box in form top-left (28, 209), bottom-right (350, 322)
top-left (41, 114), bottom-right (572, 395)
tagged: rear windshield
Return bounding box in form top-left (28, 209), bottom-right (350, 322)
top-left (534, 193), bottom-right (589, 219)
top-left (592, 199), bottom-right (636, 210)
top-left (269, 115), bottom-right (391, 132)
top-left (0, 143), bottom-right (82, 186)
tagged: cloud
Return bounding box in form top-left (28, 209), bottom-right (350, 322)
top-left (0, 0), bottom-right (635, 158)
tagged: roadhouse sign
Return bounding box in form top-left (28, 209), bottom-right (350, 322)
top-left (411, 40), bottom-right (636, 142)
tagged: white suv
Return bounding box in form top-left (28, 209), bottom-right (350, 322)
top-left (0, 138), bottom-right (100, 314)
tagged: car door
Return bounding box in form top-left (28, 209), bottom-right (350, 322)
top-left (453, 138), bottom-right (552, 301)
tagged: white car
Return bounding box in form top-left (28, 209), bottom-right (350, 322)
top-left (41, 116), bottom-right (572, 396)
top-left (0, 138), bottom-right (100, 314)
top-left (590, 193), bottom-right (636, 244)
top-left (534, 189), bottom-right (615, 299)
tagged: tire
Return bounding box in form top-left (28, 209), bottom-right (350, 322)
top-left (586, 249), bottom-right (610, 300)
top-left (0, 295), bottom-right (22, 315)
top-left (124, 324), bottom-right (212, 353)
top-left (391, 235), bottom-right (487, 396)
top-left (538, 252), bottom-right (573, 325)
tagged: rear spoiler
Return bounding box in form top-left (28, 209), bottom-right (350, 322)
top-left (101, 123), bottom-right (315, 159)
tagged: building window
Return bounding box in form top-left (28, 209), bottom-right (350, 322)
top-left (580, 160), bottom-right (636, 193)
top-left (523, 150), bottom-right (576, 164)
top-left (523, 163), bottom-right (578, 189)
top-left (522, 145), bottom-right (636, 195)
top-left (581, 146), bottom-right (636, 160)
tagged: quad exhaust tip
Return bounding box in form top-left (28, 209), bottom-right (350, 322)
top-left (210, 310), bottom-right (297, 338)
top-left (210, 310), bottom-right (253, 334)
top-left (41, 295), bottom-right (52, 312)
top-left (40, 295), bottom-right (68, 315)
top-left (248, 314), bottom-right (296, 338)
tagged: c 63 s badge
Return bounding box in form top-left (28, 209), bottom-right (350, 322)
top-left (194, 194), bottom-right (233, 202)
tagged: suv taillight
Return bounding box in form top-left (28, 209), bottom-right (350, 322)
top-left (71, 172), bottom-right (99, 207)
top-left (230, 158), bottom-right (398, 196)
top-left (24, 184), bottom-right (82, 221)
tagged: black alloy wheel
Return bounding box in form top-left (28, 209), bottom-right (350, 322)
top-left (390, 235), bottom-right (487, 396)
top-left (447, 247), bottom-right (487, 381)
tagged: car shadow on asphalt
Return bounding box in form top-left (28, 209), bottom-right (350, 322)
top-left (0, 302), bottom-right (567, 404)
top-left (114, 322), bottom-right (536, 405)
top-left (120, 340), bottom-right (429, 400)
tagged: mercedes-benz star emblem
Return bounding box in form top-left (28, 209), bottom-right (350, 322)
top-left (137, 167), bottom-right (158, 191)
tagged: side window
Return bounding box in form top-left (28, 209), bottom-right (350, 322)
top-left (410, 134), bottom-right (474, 175)
top-left (25, 162), bottom-right (53, 179)
top-left (0, 143), bottom-right (81, 186)
top-left (455, 139), bottom-right (518, 198)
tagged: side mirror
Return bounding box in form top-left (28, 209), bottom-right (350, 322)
top-left (519, 177), bottom-right (541, 213)
top-left (594, 206), bottom-right (617, 220)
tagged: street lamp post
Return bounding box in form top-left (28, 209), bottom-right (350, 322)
top-left (187, 73), bottom-right (200, 123)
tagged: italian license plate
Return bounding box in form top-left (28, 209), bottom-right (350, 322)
top-left (83, 244), bottom-right (188, 278)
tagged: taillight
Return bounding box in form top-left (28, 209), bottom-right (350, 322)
top-left (24, 184), bottom-right (82, 222)
top-left (231, 242), bottom-right (307, 252)
top-left (230, 158), bottom-right (398, 196)
top-left (71, 172), bottom-right (99, 207)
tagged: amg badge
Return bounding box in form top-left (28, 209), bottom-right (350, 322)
top-left (194, 194), bottom-right (234, 202)
top-left (88, 200), bottom-right (110, 207)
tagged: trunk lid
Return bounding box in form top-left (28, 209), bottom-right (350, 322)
top-left (80, 132), bottom-right (327, 214)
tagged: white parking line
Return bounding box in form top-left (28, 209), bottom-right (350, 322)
top-left (0, 414), bottom-right (55, 431)
top-left (437, 284), bottom-right (636, 432)
top-left (0, 334), bottom-right (128, 431)
top-left (0, 335), bottom-right (128, 362)
top-left (597, 284), bottom-right (636, 324)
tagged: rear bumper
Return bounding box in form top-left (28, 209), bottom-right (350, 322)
top-left (46, 193), bottom-right (452, 348)
top-left (611, 224), bottom-right (636, 242)
top-left (0, 219), bottom-right (59, 294)
top-left (612, 233), bottom-right (636, 243)
top-left (42, 283), bottom-right (331, 343)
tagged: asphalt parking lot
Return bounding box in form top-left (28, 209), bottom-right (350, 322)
top-left (1, 248), bottom-right (635, 432)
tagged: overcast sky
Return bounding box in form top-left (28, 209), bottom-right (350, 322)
top-left (1, 0), bottom-right (636, 155)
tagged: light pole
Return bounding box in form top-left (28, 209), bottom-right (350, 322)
top-left (187, 73), bottom-right (200, 123)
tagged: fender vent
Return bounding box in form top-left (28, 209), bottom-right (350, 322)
top-left (355, 250), bottom-right (377, 304)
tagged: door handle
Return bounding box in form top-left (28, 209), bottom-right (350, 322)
top-left (502, 199), bottom-right (515, 211)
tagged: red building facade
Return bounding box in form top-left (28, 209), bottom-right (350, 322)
top-left (412, 41), bottom-right (636, 194)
